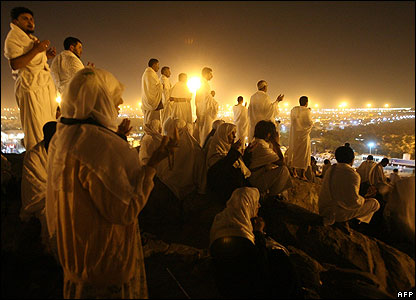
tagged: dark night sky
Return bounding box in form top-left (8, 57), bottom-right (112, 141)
top-left (1, 1), bottom-right (414, 109)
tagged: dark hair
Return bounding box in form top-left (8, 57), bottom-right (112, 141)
top-left (335, 146), bottom-right (355, 164)
top-left (11, 7), bottom-right (33, 20)
top-left (367, 155), bottom-right (374, 160)
top-left (324, 159), bottom-right (330, 164)
top-left (43, 121), bottom-right (57, 152)
top-left (254, 120), bottom-right (276, 140)
top-left (202, 67), bottom-right (212, 76)
top-left (148, 58), bottom-right (159, 67)
top-left (237, 96), bottom-right (243, 102)
top-left (381, 158), bottom-right (389, 164)
top-left (393, 168), bottom-right (398, 173)
top-left (161, 66), bottom-right (170, 74)
top-left (64, 37), bottom-right (82, 50)
top-left (299, 96), bottom-right (308, 106)
top-left (344, 142), bottom-right (351, 147)
top-left (311, 156), bottom-right (316, 162)
top-left (178, 73), bottom-right (187, 81)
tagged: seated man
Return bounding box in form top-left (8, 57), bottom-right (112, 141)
top-left (356, 155), bottom-right (376, 196)
top-left (320, 159), bottom-right (331, 179)
top-left (318, 146), bottom-right (380, 227)
top-left (388, 168), bottom-right (401, 185)
top-left (368, 157), bottom-right (393, 197)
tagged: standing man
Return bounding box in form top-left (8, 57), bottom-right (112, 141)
top-left (50, 36), bottom-right (94, 95)
top-left (195, 67), bottom-right (218, 146)
top-left (4, 7), bottom-right (58, 151)
top-left (160, 66), bottom-right (172, 126)
top-left (169, 73), bottom-right (193, 131)
top-left (287, 96), bottom-right (314, 181)
top-left (141, 58), bottom-right (163, 124)
top-left (233, 96), bottom-right (248, 147)
top-left (248, 80), bottom-right (283, 142)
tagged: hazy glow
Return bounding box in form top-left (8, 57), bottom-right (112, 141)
top-left (339, 102), bottom-right (348, 108)
top-left (187, 77), bottom-right (201, 94)
top-left (384, 104), bottom-right (389, 108)
top-left (314, 104), bottom-right (319, 108)
top-left (368, 142), bottom-right (375, 148)
top-left (56, 95), bottom-right (62, 104)
top-left (366, 103), bottom-right (372, 108)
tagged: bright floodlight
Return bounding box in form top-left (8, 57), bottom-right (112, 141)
top-left (56, 95), bottom-right (62, 104)
top-left (366, 103), bottom-right (371, 108)
top-left (368, 142), bottom-right (375, 148)
top-left (314, 104), bottom-right (319, 108)
top-left (187, 77), bottom-right (201, 94)
top-left (384, 104), bottom-right (389, 108)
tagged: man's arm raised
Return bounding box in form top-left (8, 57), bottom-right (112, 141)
top-left (9, 39), bottom-right (50, 70)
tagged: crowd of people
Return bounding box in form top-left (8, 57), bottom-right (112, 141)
top-left (4, 6), bottom-right (414, 299)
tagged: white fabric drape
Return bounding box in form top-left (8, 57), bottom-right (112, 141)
top-left (160, 74), bottom-right (172, 127)
top-left (287, 106), bottom-right (313, 169)
top-left (169, 81), bottom-right (193, 124)
top-left (139, 119), bottom-right (163, 165)
top-left (50, 50), bottom-right (85, 94)
top-left (210, 187), bottom-right (260, 246)
top-left (356, 160), bottom-right (376, 183)
top-left (233, 103), bottom-right (249, 144)
top-left (141, 67), bottom-right (162, 123)
top-left (195, 78), bottom-right (218, 146)
top-left (368, 163), bottom-right (392, 195)
top-left (248, 90), bottom-right (279, 141)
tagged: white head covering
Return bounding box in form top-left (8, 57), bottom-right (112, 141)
top-left (46, 68), bottom-right (139, 237)
top-left (61, 68), bottom-right (124, 131)
top-left (210, 187), bottom-right (260, 245)
top-left (144, 119), bottom-right (162, 137)
top-left (212, 119), bottom-right (225, 130)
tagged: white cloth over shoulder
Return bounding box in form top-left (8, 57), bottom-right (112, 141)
top-left (368, 163), bottom-right (392, 195)
top-left (156, 118), bottom-right (207, 198)
top-left (319, 163), bottom-right (380, 225)
top-left (160, 74), bottom-right (172, 126)
top-left (4, 23), bottom-right (57, 151)
top-left (210, 187), bottom-right (260, 246)
top-left (169, 81), bottom-right (193, 124)
top-left (356, 160), bottom-right (376, 183)
top-left (248, 91), bottom-right (279, 141)
top-left (233, 103), bottom-right (248, 143)
top-left (195, 78), bottom-right (218, 146)
top-left (287, 106), bottom-right (313, 170)
top-left (139, 119), bottom-right (163, 165)
top-left (141, 67), bottom-right (162, 123)
top-left (50, 50), bottom-right (85, 94)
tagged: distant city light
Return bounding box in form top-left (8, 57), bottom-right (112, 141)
top-left (187, 77), bottom-right (201, 94)
top-left (314, 104), bottom-right (319, 108)
top-left (56, 95), bottom-right (62, 105)
top-left (384, 104), bottom-right (389, 108)
top-left (339, 102), bottom-right (348, 108)
top-left (366, 103), bottom-right (371, 108)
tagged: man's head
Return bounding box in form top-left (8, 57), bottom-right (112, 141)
top-left (254, 120), bottom-right (277, 141)
top-left (11, 7), bottom-right (34, 34)
top-left (311, 156), bottom-right (316, 164)
top-left (202, 67), bottom-right (213, 81)
top-left (161, 66), bottom-right (171, 77)
top-left (335, 146), bottom-right (355, 165)
top-left (211, 90), bottom-right (216, 97)
top-left (64, 37), bottom-right (83, 58)
top-left (380, 158), bottom-right (389, 167)
top-left (257, 80), bottom-right (268, 92)
top-left (344, 142), bottom-right (350, 148)
top-left (299, 96), bottom-right (308, 107)
top-left (237, 96), bottom-right (243, 104)
top-left (178, 73), bottom-right (187, 82)
top-left (148, 58), bottom-right (159, 72)
top-left (367, 155), bottom-right (374, 161)
top-left (393, 168), bottom-right (398, 174)
top-left (324, 159), bottom-right (330, 165)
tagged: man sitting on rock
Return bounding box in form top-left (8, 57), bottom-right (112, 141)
top-left (318, 146), bottom-right (380, 230)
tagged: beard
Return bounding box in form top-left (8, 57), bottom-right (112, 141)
top-left (25, 28), bottom-right (35, 34)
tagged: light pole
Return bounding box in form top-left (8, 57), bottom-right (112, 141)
top-left (368, 142), bottom-right (375, 155)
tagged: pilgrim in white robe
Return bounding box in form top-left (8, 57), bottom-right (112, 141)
top-left (50, 50), bottom-right (85, 95)
top-left (368, 163), bottom-right (393, 195)
top-left (321, 162), bottom-right (331, 179)
top-left (356, 160), bottom-right (376, 183)
top-left (4, 23), bottom-right (57, 151)
top-left (139, 120), bottom-right (163, 166)
top-left (46, 68), bottom-right (151, 299)
top-left (318, 163), bottom-right (380, 225)
top-left (286, 106), bottom-right (313, 170)
top-left (233, 103), bottom-right (249, 145)
top-left (248, 91), bottom-right (279, 142)
top-left (248, 138), bottom-right (292, 197)
top-left (169, 81), bottom-right (193, 130)
top-left (156, 118), bottom-right (207, 199)
top-left (389, 172), bottom-right (401, 185)
top-left (160, 74), bottom-right (172, 127)
top-left (141, 67), bottom-right (163, 124)
top-left (195, 78), bottom-right (218, 146)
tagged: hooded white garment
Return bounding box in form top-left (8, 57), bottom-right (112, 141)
top-left (210, 187), bottom-right (260, 246)
top-left (287, 106), bottom-right (313, 170)
top-left (156, 117), bottom-right (207, 198)
top-left (141, 67), bottom-right (163, 123)
top-left (169, 81), bottom-right (193, 124)
top-left (248, 138), bottom-right (292, 196)
top-left (368, 163), bottom-right (393, 195)
top-left (389, 172), bottom-right (401, 185)
top-left (139, 119), bottom-right (163, 165)
top-left (160, 74), bottom-right (172, 127)
top-left (248, 90), bottom-right (279, 141)
top-left (50, 50), bottom-right (85, 94)
top-left (356, 160), bottom-right (376, 183)
top-left (318, 163), bottom-right (380, 225)
top-left (206, 123), bottom-right (251, 178)
top-left (233, 103), bottom-right (249, 144)
top-left (46, 68), bottom-right (152, 298)
top-left (4, 23), bottom-right (57, 151)
top-left (195, 77), bottom-right (218, 146)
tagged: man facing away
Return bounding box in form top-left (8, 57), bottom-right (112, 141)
top-left (286, 96), bottom-right (313, 181)
top-left (368, 157), bottom-right (393, 196)
top-left (141, 58), bottom-right (163, 124)
top-left (356, 155), bottom-right (377, 195)
top-left (160, 66), bottom-right (172, 126)
top-left (4, 7), bottom-right (58, 151)
top-left (389, 168), bottom-right (401, 185)
top-left (195, 67), bottom-right (219, 147)
top-left (50, 36), bottom-right (94, 95)
top-left (318, 146), bottom-right (380, 227)
top-left (233, 96), bottom-right (249, 147)
top-left (169, 73), bottom-right (193, 132)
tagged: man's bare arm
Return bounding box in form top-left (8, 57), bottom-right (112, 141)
top-left (9, 40), bottom-right (49, 70)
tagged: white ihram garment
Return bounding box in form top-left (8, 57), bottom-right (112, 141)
top-left (318, 163), bottom-right (380, 225)
top-left (233, 103), bottom-right (248, 144)
top-left (141, 67), bottom-right (163, 123)
top-left (4, 23), bottom-right (57, 151)
top-left (368, 163), bottom-right (393, 195)
top-left (248, 90), bottom-right (279, 141)
top-left (160, 74), bottom-right (172, 127)
top-left (356, 160), bottom-right (376, 183)
top-left (169, 81), bottom-right (193, 124)
top-left (50, 50), bottom-right (84, 95)
top-left (139, 119), bottom-right (163, 165)
top-left (195, 78), bottom-right (218, 146)
top-left (287, 106), bottom-right (313, 170)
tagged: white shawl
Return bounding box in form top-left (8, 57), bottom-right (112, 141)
top-left (50, 50), bottom-right (85, 94)
top-left (249, 138), bottom-right (280, 170)
top-left (141, 67), bottom-right (162, 111)
top-left (248, 90), bottom-right (279, 141)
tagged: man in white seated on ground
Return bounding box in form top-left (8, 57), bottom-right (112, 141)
top-left (141, 58), bottom-right (163, 124)
top-left (248, 80), bottom-right (283, 142)
top-left (169, 73), bottom-right (193, 133)
top-left (233, 96), bottom-right (248, 148)
top-left (356, 154), bottom-right (376, 195)
top-left (318, 145), bottom-right (380, 226)
top-left (50, 36), bottom-right (94, 95)
top-left (368, 157), bottom-right (393, 196)
top-left (388, 168), bottom-right (401, 185)
top-left (160, 66), bottom-right (172, 127)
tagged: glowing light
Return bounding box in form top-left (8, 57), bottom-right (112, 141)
top-left (138, 102), bottom-right (142, 107)
top-left (314, 104), bottom-right (319, 108)
top-left (187, 77), bottom-right (201, 94)
top-left (339, 102), bottom-right (347, 108)
top-left (366, 103), bottom-right (371, 108)
top-left (284, 102), bottom-right (289, 107)
top-left (56, 95), bottom-right (62, 105)
top-left (384, 104), bottom-right (389, 108)
top-left (368, 142), bottom-right (375, 154)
